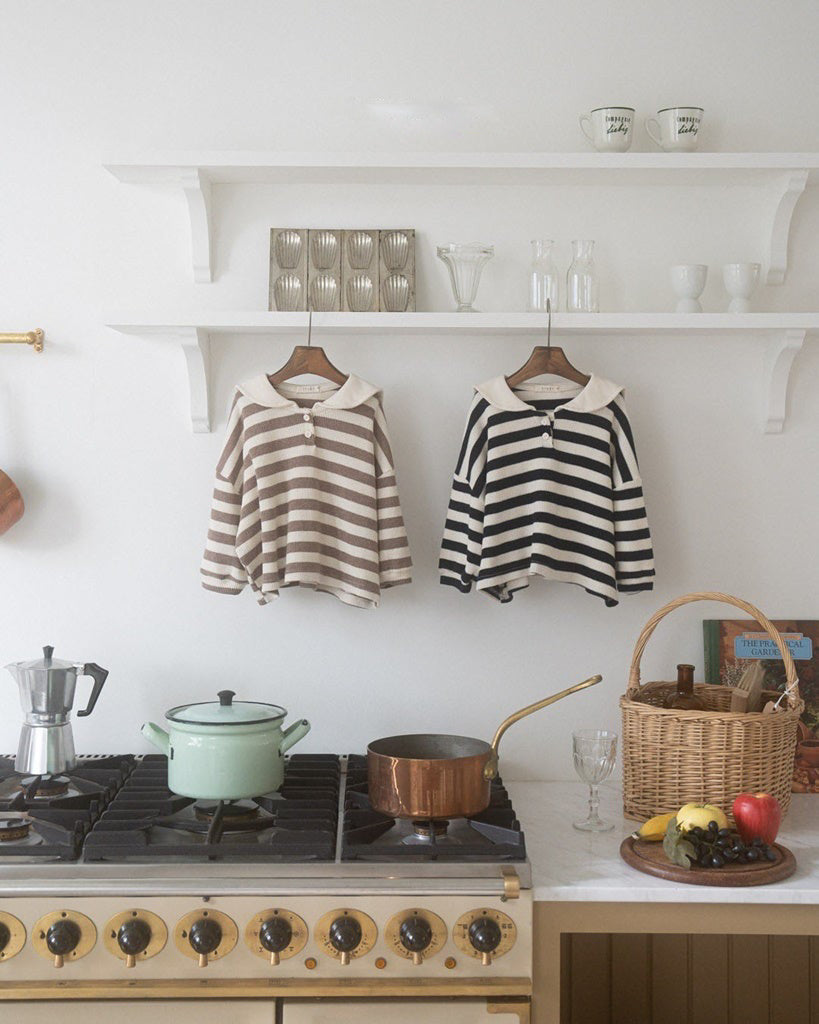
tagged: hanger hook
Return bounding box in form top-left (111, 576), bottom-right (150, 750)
top-left (546, 296), bottom-right (552, 351)
top-left (307, 307), bottom-right (313, 348)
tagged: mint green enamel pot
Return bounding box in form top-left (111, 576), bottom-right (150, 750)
top-left (141, 689), bottom-right (310, 800)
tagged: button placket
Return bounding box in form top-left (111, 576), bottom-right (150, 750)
top-left (303, 408), bottom-right (315, 441)
top-left (541, 410), bottom-right (555, 449)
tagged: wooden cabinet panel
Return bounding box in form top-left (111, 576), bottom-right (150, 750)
top-left (559, 935), bottom-right (571, 1024)
top-left (691, 935), bottom-right (729, 1023)
top-left (555, 933), bottom-right (819, 1024)
top-left (729, 935), bottom-right (770, 1024)
top-left (566, 934), bottom-right (611, 1022)
top-left (650, 934), bottom-right (690, 1024)
top-left (611, 934), bottom-right (651, 1024)
top-left (769, 936), bottom-right (811, 1024)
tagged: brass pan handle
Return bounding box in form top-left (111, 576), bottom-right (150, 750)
top-left (483, 674), bottom-right (602, 780)
top-left (0, 329), bottom-right (44, 353)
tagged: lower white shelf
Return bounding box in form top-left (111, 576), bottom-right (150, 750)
top-left (106, 312), bottom-right (818, 433)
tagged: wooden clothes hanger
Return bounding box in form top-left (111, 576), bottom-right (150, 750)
top-left (505, 298), bottom-right (590, 389)
top-left (268, 309), bottom-right (349, 387)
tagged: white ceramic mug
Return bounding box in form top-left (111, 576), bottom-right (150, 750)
top-left (670, 264), bottom-right (708, 313)
top-left (579, 107), bottom-right (635, 152)
top-left (723, 262), bottom-right (761, 313)
top-left (646, 107), bottom-right (704, 151)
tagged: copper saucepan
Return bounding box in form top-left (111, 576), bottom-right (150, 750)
top-left (367, 674), bottom-right (602, 820)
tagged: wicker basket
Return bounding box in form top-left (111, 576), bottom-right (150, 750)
top-left (620, 592), bottom-right (803, 822)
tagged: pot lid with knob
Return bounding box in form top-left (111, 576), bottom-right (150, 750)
top-left (165, 689), bottom-right (288, 727)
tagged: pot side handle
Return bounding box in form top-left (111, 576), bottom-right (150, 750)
top-left (141, 721), bottom-right (170, 755)
top-left (280, 718), bottom-right (311, 753)
top-left (483, 674), bottom-right (603, 780)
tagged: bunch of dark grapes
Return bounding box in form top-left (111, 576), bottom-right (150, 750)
top-left (687, 820), bottom-right (778, 869)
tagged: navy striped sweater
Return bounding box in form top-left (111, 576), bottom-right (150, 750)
top-left (439, 375), bottom-right (655, 605)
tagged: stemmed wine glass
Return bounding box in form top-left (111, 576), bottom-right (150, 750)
top-left (572, 730), bottom-right (617, 831)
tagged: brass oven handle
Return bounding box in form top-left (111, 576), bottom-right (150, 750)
top-left (483, 674), bottom-right (603, 780)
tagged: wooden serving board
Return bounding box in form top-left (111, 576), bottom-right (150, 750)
top-left (620, 836), bottom-right (796, 886)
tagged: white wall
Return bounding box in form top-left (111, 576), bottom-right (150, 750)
top-left (1, 0), bottom-right (818, 780)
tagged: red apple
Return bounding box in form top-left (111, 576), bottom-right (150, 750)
top-left (732, 792), bottom-right (782, 845)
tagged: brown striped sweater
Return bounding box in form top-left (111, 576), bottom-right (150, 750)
top-left (201, 375), bottom-right (412, 608)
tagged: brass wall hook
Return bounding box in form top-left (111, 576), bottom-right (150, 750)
top-left (0, 329), bottom-right (44, 353)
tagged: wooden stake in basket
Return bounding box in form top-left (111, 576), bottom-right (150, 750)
top-left (620, 592), bottom-right (803, 822)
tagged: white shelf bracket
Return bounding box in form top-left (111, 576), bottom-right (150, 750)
top-left (173, 328), bottom-right (212, 432)
top-left (765, 170), bottom-right (808, 285)
top-left (179, 169), bottom-right (213, 283)
top-left (764, 329), bottom-right (805, 433)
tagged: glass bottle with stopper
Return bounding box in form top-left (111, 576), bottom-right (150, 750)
top-left (664, 664), bottom-right (705, 710)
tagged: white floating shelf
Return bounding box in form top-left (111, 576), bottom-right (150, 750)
top-left (103, 151), bottom-right (818, 285)
top-left (104, 150), bottom-right (819, 184)
top-left (107, 312), bottom-right (817, 435)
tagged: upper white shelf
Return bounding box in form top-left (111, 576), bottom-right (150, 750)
top-left (107, 312), bottom-right (817, 435)
top-left (105, 150), bottom-right (819, 185)
top-left (103, 151), bottom-right (818, 285)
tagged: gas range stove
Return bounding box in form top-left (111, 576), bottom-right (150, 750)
top-left (0, 753), bottom-right (526, 865)
top-left (0, 754), bottom-right (532, 1005)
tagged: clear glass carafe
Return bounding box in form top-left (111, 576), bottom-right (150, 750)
top-left (567, 239), bottom-right (599, 312)
top-left (528, 239), bottom-right (559, 312)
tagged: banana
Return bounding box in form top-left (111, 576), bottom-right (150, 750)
top-left (631, 811), bottom-right (676, 842)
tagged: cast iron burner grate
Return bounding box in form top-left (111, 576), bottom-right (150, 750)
top-left (0, 755), bottom-right (136, 813)
top-left (0, 756), bottom-right (137, 861)
top-left (340, 754), bottom-right (526, 862)
top-left (0, 809), bottom-right (90, 859)
top-left (83, 754), bottom-right (340, 862)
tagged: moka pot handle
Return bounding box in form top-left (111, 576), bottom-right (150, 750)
top-left (76, 663), bottom-right (108, 717)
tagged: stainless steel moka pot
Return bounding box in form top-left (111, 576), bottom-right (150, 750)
top-left (5, 646), bottom-right (108, 775)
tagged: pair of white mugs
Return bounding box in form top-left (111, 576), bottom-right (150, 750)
top-left (579, 106), bottom-right (703, 152)
top-left (672, 263), bottom-right (761, 313)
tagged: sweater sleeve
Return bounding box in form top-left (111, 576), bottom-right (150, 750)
top-left (439, 396), bottom-right (488, 593)
top-left (372, 399), bottom-right (412, 589)
top-left (201, 394), bottom-right (248, 595)
top-left (610, 394), bottom-right (655, 594)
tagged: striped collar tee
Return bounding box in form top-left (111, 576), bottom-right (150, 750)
top-left (201, 374), bottom-right (412, 609)
top-left (439, 374), bottom-right (654, 606)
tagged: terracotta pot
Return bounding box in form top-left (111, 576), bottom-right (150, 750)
top-left (797, 740), bottom-right (819, 768)
top-left (0, 470), bottom-right (24, 535)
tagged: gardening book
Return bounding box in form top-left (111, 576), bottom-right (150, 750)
top-left (703, 619), bottom-right (819, 794)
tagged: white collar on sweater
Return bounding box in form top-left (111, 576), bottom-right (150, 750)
top-left (238, 374), bottom-right (381, 410)
top-left (476, 373), bottom-right (623, 413)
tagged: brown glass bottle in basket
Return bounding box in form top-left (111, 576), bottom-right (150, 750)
top-left (664, 664), bottom-right (705, 711)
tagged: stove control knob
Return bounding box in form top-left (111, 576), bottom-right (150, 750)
top-left (47, 919), bottom-right (81, 969)
top-left (329, 916), bottom-right (362, 966)
top-left (0, 921), bottom-right (10, 954)
top-left (259, 916), bottom-right (293, 966)
top-left (117, 918), bottom-right (152, 969)
top-left (399, 915), bottom-right (433, 965)
top-left (188, 917), bottom-right (222, 968)
top-left (468, 916), bottom-right (502, 966)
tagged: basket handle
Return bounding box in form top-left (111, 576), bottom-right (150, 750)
top-left (627, 592), bottom-right (800, 708)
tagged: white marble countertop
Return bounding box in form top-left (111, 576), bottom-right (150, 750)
top-left (508, 781), bottom-right (819, 904)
